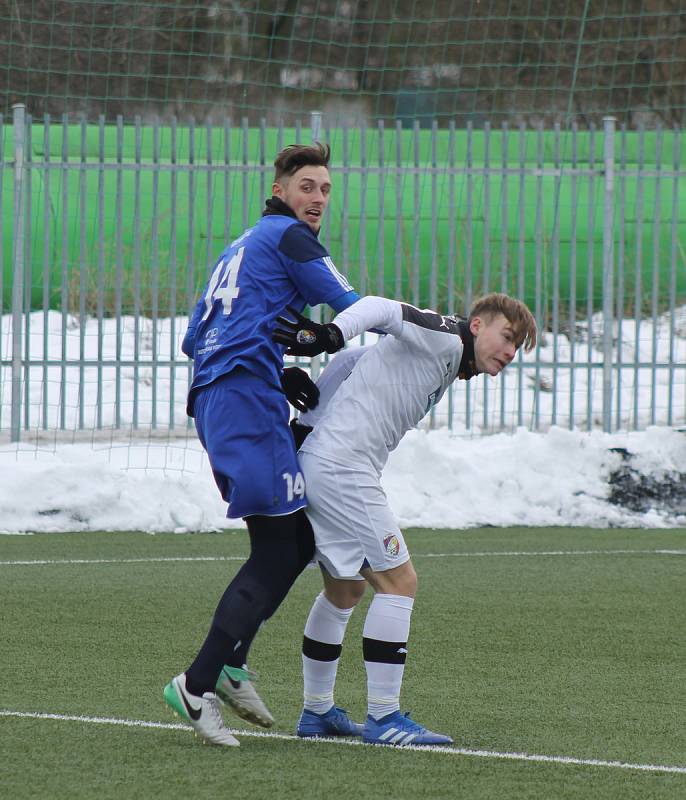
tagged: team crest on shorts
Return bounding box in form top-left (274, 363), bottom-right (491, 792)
top-left (383, 534), bottom-right (400, 557)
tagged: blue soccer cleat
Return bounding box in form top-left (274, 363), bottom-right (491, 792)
top-left (362, 711), bottom-right (453, 747)
top-left (296, 706), bottom-right (364, 738)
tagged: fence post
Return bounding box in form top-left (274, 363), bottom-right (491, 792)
top-left (309, 110), bottom-right (323, 382)
top-left (11, 103), bottom-right (26, 443)
top-left (602, 116), bottom-right (616, 433)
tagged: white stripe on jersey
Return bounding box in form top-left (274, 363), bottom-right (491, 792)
top-left (323, 256), bottom-right (353, 292)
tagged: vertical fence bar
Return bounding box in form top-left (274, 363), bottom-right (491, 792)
top-left (394, 121), bottom-right (402, 299)
top-left (633, 127), bottom-right (645, 429)
top-left (500, 122), bottom-right (509, 430)
top-left (465, 122), bottom-right (474, 429)
top-left (429, 120), bottom-right (438, 428)
top-left (430, 119), bottom-right (438, 310)
top-left (447, 120), bottom-right (456, 431)
top-left (412, 120), bottom-right (420, 306)
top-left (342, 120), bottom-right (349, 282)
top-left (482, 121), bottom-right (491, 294)
top-left (309, 113), bottom-right (324, 381)
top-left (516, 123), bottom-right (525, 427)
top-left (115, 116), bottom-right (123, 429)
top-left (0, 113), bottom-right (4, 430)
top-left (615, 124), bottom-right (627, 429)
top-left (169, 117), bottom-right (178, 429)
top-left (533, 124), bottom-right (543, 431)
top-left (78, 116), bottom-right (87, 430)
top-left (667, 127), bottom-right (680, 426)
top-left (482, 121), bottom-right (491, 429)
top-left (60, 113), bottom-right (69, 431)
top-left (323, 117), bottom-right (332, 257)
top-left (649, 125), bottom-right (662, 427)
top-left (23, 114), bottom-right (33, 431)
top-left (42, 115), bottom-right (50, 430)
top-left (569, 123), bottom-right (578, 429)
top-left (359, 120), bottom-right (368, 299)
top-left (151, 118), bottom-right (160, 429)
top-left (0, 113), bottom-right (3, 319)
top-left (586, 124), bottom-right (595, 431)
top-left (601, 117), bottom-right (615, 433)
top-left (223, 117), bottom-right (231, 245)
top-left (259, 118), bottom-right (266, 216)
top-left (241, 117), bottom-right (249, 231)
top-left (11, 104), bottom-right (26, 442)
top-left (187, 119), bottom-right (197, 426)
top-left (97, 115), bottom-right (105, 430)
top-left (447, 121), bottom-right (456, 316)
top-left (206, 119), bottom-right (213, 273)
top-left (551, 123), bottom-right (561, 428)
top-left (132, 116), bottom-right (142, 430)
top-left (376, 120), bottom-right (385, 296)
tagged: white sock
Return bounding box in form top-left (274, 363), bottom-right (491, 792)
top-left (362, 593), bottom-right (414, 721)
top-left (302, 592), bottom-right (355, 714)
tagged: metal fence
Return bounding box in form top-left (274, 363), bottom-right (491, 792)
top-left (2, 104), bottom-right (686, 442)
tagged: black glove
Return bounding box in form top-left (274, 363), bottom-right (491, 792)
top-left (280, 366), bottom-right (320, 413)
top-left (273, 306), bottom-right (344, 357)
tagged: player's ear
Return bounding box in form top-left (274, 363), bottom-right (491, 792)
top-left (469, 316), bottom-right (483, 337)
top-left (272, 181), bottom-right (284, 198)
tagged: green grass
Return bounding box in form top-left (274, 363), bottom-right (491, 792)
top-left (1, 527), bottom-right (685, 799)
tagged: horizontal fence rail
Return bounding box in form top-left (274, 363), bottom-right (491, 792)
top-left (2, 106), bottom-right (686, 441)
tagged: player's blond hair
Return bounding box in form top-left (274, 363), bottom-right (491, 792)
top-left (468, 293), bottom-right (537, 352)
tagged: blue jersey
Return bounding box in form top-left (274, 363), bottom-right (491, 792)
top-left (182, 211), bottom-right (355, 414)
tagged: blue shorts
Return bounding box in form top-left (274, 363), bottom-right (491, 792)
top-left (192, 369), bottom-right (307, 519)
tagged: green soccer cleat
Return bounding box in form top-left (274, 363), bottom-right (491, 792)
top-left (216, 665), bottom-right (275, 728)
top-left (164, 672), bottom-right (240, 746)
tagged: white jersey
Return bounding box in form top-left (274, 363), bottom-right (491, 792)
top-left (299, 296), bottom-right (471, 475)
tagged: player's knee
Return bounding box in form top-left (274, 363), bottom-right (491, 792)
top-left (364, 559), bottom-right (417, 598)
top-left (324, 579), bottom-right (366, 609)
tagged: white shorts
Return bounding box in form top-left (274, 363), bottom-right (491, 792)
top-left (299, 450), bottom-right (410, 580)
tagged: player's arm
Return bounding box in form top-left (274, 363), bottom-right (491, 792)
top-left (273, 296), bottom-right (403, 356)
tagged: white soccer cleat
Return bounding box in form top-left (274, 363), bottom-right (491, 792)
top-left (164, 672), bottom-right (240, 746)
top-left (215, 665), bottom-right (275, 728)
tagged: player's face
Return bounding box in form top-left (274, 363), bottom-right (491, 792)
top-left (471, 313), bottom-right (518, 376)
top-left (272, 165), bottom-right (332, 233)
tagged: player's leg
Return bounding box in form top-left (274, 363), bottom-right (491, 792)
top-left (165, 371), bottom-right (312, 740)
top-left (294, 451), bottom-right (371, 738)
top-left (297, 569), bottom-right (366, 738)
top-left (359, 559), bottom-right (453, 746)
top-left (332, 475), bottom-right (452, 748)
top-left (213, 509), bottom-right (314, 727)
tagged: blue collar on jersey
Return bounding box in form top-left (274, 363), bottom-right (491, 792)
top-left (457, 319), bottom-right (479, 380)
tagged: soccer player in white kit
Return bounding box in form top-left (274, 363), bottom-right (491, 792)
top-left (273, 292), bottom-right (537, 746)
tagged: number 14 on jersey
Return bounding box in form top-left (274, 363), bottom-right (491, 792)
top-left (202, 247), bottom-right (244, 320)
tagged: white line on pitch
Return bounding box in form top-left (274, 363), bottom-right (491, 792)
top-left (419, 549), bottom-right (686, 558)
top-left (0, 556), bottom-right (247, 566)
top-left (2, 709), bottom-right (685, 776)
top-left (1, 549), bottom-right (685, 567)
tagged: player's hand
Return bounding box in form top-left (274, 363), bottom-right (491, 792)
top-left (272, 306), bottom-right (344, 357)
top-left (280, 366), bottom-right (320, 412)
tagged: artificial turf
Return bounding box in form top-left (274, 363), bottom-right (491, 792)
top-left (1, 527), bottom-right (685, 799)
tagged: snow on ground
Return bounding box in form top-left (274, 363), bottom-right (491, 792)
top-left (1, 426), bottom-right (684, 534)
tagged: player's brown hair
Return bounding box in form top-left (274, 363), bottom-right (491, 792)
top-left (468, 293), bottom-right (537, 352)
top-left (273, 142), bottom-right (331, 182)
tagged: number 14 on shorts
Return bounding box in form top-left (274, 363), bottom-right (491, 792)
top-left (282, 471), bottom-right (305, 502)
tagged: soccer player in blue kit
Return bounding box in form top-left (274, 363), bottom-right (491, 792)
top-left (164, 143), bottom-right (364, 746)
